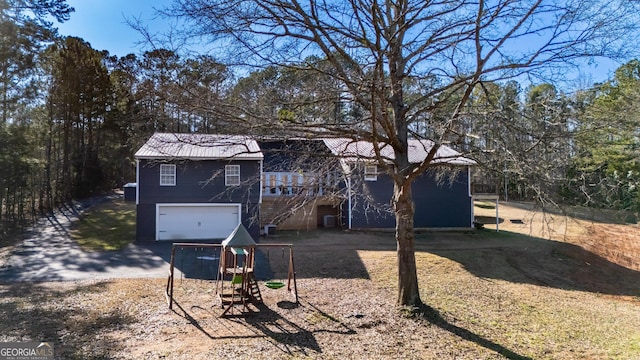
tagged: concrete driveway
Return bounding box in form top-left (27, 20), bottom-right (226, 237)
top-left (0, 197), bottom-right (172, 283)
top-left (0, 195), bottom-right (271, 283)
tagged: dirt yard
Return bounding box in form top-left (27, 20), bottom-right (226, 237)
top-left (474, 200), bottom-right (640, 271)
top-left (1, 202), bottom-right (640, 359)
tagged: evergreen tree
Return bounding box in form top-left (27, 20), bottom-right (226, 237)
top-left (43, 37), bottom-right (111, 198)
top-left (572, 60), bottom-right (640, 214)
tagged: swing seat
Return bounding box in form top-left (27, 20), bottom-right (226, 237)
top-left (265, 281), bottom-right (285, 289)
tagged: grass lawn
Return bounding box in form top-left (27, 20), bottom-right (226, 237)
top-left (70, 198), bottom-right (135, 251)
top-left (1, 202), bottom-right (639, 359)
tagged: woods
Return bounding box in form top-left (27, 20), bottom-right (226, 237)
top-left (1, 0), bottom-right (640, 308)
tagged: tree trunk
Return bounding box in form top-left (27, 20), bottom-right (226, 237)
top-left (394, 180), bottom-right (422, 307)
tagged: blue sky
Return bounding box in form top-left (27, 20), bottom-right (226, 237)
top-left (54, 0), bottom-right (622, 86)
top-left (55, 0), bottom-right (172, 56)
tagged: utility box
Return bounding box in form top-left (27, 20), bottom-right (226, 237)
top-left (123, 183), bottom-right (136, 201)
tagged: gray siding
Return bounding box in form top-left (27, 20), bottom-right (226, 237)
top-left (136, 159), bottom-right (261, 241)
top-left (347, 167), bottom-right (472, 229)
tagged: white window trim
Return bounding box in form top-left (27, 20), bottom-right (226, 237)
top-left (364, 165), bottom-right (378, 181)
top-left (159, 164), bottom-right (176, 186)
top-left (225, 164), bottom-right (241, 186)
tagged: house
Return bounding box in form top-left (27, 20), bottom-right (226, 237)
top-left (258, 139), bottom-right (343, 231)
top-left (134, 133), bottom-right (475, 241)
top-left (134, 133), bottom-right (263, 241)
top-left (323, 138), bottom-right (476, 229)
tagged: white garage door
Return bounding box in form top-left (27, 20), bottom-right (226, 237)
top-left (156, 204), bottom-right (241, 241)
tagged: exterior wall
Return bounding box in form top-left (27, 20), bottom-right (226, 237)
top-left (261, 196), bottom-right (342, 230)
top-left (258, 139), bottom-right (344, 231)
top-left (413, 169), bottom-right (472, 228)
top-left (347, 170), bottom-right (395, 228)
top-left (136, 158), bottom-right (261, 241)
top-left (347, 167), bottom-right (473, 229)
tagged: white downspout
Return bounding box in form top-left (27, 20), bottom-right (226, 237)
top-left (347, 173), bottom-right (352, 230)
top-left (259, 159), bottom-right (263, 204)
top-left (135, 159), bottom-right (140, 205)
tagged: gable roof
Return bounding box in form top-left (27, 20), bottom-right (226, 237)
top-left (134, 133), bottom-right (473, 165)
top-left (135, 133), bottom-right (263, 160)
top-left (322, 138), bottom-right (475, 166)
top-left (221, 223), bottom-right (256, 247)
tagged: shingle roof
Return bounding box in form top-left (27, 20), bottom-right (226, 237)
top-left (135, 133), bottom-right (263, 160)
top-left (322, 138), bottom-right (476, 166)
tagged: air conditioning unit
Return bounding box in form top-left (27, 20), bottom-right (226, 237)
top-left (264, 224), bottom-right (276, 236)
top-left (323, 215), bottom-right (336, 228)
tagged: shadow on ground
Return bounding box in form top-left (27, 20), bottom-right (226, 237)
top-left (410, 303), bottom-right (533, 360)
top-left (0, 195), bottom-right (169, 283)
top-left (166, 244), bottom-right (273, 281)
top-left (0, 281), bottom-right (131, 359)
top-left (418, 230), bottom-right (640, 297)
top-left (168, 295), bottom-right (355, 357)
top-left (267, 229), bottom-right (640, 298)
top-left (168, 231), bottom-right (372, 282)
top-left (4, 195), bottom-right (639, 300)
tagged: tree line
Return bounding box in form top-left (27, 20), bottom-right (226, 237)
top-left (1, 1), bottom-right (639, 245)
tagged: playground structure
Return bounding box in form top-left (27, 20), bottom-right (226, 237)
top-left (165, 226), bottom-right (298, 316)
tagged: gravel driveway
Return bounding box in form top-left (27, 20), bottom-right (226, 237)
top-left (0, 195), bottom-right (171, 283)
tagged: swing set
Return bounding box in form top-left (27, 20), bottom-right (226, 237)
top-left (165, 240), bottom-right (298, 317)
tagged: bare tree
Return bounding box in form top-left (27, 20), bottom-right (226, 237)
top-left (163, 0), bottom-right (640, 307)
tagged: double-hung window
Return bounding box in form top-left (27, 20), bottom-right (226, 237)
top-left (364, 165), bottom-right (378, 181)
top-left (160, 164), bottom-right (176, 186)
top-left (225, 165), bottom-right (241, 186)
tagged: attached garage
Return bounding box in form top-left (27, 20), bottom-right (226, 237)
top-left (156, 204), bottom-right (241, 241)
top-left (135, 133), bottom-right (263, 241)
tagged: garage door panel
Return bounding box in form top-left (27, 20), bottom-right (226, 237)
top-left (157, 204), bottom-right (240, 240)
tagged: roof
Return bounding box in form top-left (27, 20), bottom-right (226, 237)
top-left (135, 133), bottom-right (263, 160)
top-left (322, 138), bottom-right (475, 166)
top-left (221, 223), bottom-right (256, 247)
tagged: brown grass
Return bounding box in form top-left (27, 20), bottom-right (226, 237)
top-left (1, 203), bottom-right (640, 359)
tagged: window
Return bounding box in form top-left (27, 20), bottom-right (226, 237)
top-left (364, 165), bottom-right (378, 181)
top-left (159, 164), bottom-right (176, 186)
top-left (225, 165), bottom-right (241, 186)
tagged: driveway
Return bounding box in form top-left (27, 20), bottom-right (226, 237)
top-left (0, 196), bottom-right (172, 283)
top-left (0, 195), bottom-right (272, 283)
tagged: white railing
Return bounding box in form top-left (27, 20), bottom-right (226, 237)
top-left (262, 171), bottom-right (338, 196)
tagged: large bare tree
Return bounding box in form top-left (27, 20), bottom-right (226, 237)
top-left (164, 0), bottom-right (639, 307)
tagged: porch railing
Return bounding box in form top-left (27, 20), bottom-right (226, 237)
top-left (262, 172), bottom-right (338, 197)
